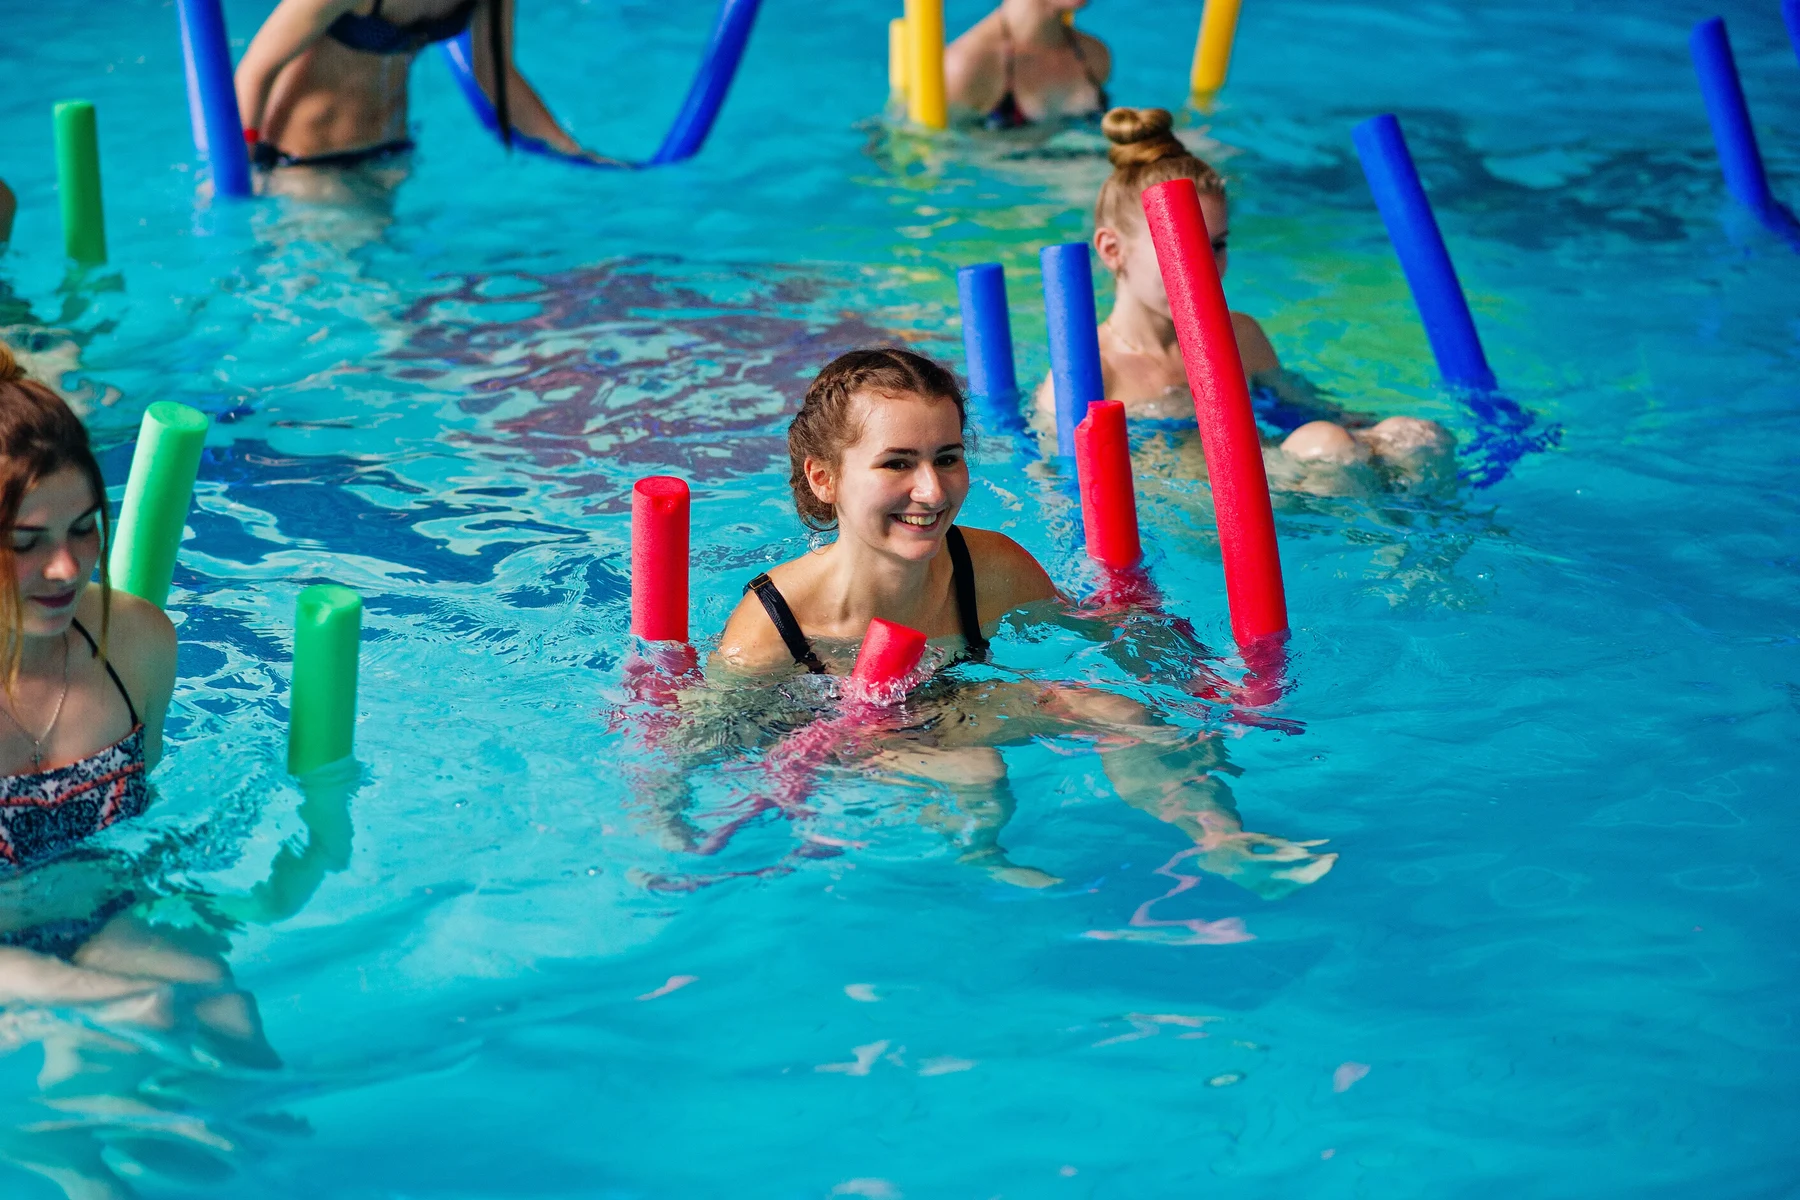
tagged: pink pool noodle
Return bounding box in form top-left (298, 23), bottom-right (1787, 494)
top-left (1140, 179), bottom-right (1288, 646)
top-left (631, 476), bottom-right (690, 642)
top-left (1074, 400), bottom-right (1142, 570)
top-left (851, 617), bottom-right (927, 692)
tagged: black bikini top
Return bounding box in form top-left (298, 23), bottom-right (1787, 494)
top-left (744, 525), bottom-right (990, 674)
top-left (326, 0), bottom-right (478, 56)
top-left (986, 17), bottom-right (1110, 130)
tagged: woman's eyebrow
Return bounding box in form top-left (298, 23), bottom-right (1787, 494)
top-left (11, 503), bottom-right (102, 533)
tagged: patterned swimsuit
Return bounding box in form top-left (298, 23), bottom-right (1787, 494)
top-left (0, 619), bottom-right (148, 870)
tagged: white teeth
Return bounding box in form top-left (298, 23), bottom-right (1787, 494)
top-left (895, 513), bottom-right (938, 527)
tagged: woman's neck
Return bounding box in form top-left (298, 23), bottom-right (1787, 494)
top-left (1104, 285), bottom-right (1181, 356)
top-left (812, 534), bottom-right (940, 633)
top-left (12, 629), bottom-right (67, 677)
top-left (1000, 0), bottom-right (1066, 46)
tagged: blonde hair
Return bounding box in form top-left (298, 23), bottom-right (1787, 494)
top-left (0, 341), bottom-right (111, 688)
top-left (1094, 107), bottom-right (1226, 233)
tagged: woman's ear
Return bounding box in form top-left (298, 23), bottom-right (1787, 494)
top-left (804, 457), bottom-right (836, 507)
top-left (1093, 225), bottom-right (1126, 275)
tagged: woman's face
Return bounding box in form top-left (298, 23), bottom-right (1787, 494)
top-left (10, 465), bottom-right (101, 639)
top-left (1102, 191), bottom-right (1231, 318)
top-left (809, 391), bottom-right (969, 564)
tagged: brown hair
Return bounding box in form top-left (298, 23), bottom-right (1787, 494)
top-left (0, 341), bottom-right (111, 686)
top-left (1095, 106), bottom-right (1226, 233)
top-left (788, 347), bottom-right (966, 531)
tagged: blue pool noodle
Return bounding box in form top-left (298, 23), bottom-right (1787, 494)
top-left (1041, 243), bottom-right (1104, 457)
top-left (1785, 0), bottom-right (1800, 68)
top-left (1351, 114), bottom-right (1494, 393)
top-left (957, 264), bottom-right (1017, 401)
top-left (439, 0), bottom-right (761, 168)
top-left (1690, 19), bottom-right (1774, 215)
top-left (176, 0), bottom-right (251, 198)
top-left (1689, 16), bottom-right (1800, 245)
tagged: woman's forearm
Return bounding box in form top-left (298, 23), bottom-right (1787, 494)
top-left (234, 0), bottom-right (355, 131)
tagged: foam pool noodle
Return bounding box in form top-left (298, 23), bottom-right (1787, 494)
top-left (53, 101), bottom-right (105, 266)
top-left (1041, 243), bottom-right (1104, 457)
top-left (904, 0), bottom-right (947, 130)
top-left (176, 0), bottom-right (251, 198)
top-left (1190, 0), bottom-right (1243, 99)
top-left (957, 263), bottom-right (1027, 436)
top-left (850, 618), bottom-right (927, 702)
top-left (1074, 400), bottom-right (1142, 571)
top-left (631, 476), bottom-right (690, 644)
top-left (288, 586), bottom-right (362, 776)
top-left (109, 402), bottom-right (211, 609)
top-left (1140, 178), bottom-right (1288, 648)
top-left (890, 17), bottom-right (910, 99)
top-left (1689, 17), bottom-right (1800, 244)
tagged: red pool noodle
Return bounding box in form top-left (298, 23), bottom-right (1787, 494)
top-left (1074, 400), bottom-right (1142, 571)
top-left (851, 617), bottom-right (927, 692)
top-left (631, 476), bottom-right (690, 642)
top-left (1140, 179), bottom-right (1288, 645)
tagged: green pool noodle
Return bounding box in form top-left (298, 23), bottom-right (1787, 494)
top-left (288, 585), bottom-right (363, 776)
top-left (108, 401), bottom-right (211, 609)
top-left (53, 100), bottom-right (106, 265)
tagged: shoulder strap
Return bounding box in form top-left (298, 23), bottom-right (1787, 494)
top-left (745, 574), bottom-right (827, 674)
top-left (945, 526), bottom-right (989, 657)
top-left (70, 618), bottom-right (140, 728)
top-left (1063, 23), bottom-right (1108, 102)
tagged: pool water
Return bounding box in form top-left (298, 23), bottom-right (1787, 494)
top-left (3, 0), bottom-right (1799, 1195)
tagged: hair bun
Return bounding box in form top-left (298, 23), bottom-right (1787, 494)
top-left (0, 341), bottom-right (26, 384)
top-left (1101, 107), bottom-right (1185, 169)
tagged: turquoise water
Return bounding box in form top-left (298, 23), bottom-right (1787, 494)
top-left (3, 0), bottom-right (1799, 1195)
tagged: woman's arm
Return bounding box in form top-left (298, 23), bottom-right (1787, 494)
top-left (107, 591), bottom-right (177, 769)
top-left (944, 14), bottom-right (1007, 115)
top-left (472, 0), bottom-right (623, 162)
top-left (234, 0), bottom-right (363, 134)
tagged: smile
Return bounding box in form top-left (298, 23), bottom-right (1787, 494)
top-left (892, 512), bottom-right (942, 529)
top-left (29, 590), bottom-right (77, 612)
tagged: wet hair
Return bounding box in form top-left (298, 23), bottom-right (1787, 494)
top-left (788, 347), bottom-right (967, 531)
top-left (1094, 106), bottom-right (1226, 233)
top-left (0, 341), bottom-right (110, 686)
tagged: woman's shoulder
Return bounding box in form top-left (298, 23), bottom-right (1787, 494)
top-left (83, 588), bottom-right (177, 709)
top-left (957, 526), bottom-right (1057, 615)
top-left (1074, 30), bottom-right (1112, 80)
top-left (1230, 310), bottom-right (1280, 376)
top-left (714, 559), bottom-right (810, 676)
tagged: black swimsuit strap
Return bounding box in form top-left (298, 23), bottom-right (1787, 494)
top-left (1061, 23), bottom-right (1109, 109)
top-left (488, 0), bottom-right (512, 148)
top-left (69, 618), bottom-right (140, 728)
top-left (945, 526), bottom-right (989, 658)
top-left (745, 575), bottom-right (827, 674)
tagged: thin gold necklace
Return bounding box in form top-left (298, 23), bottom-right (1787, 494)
top-left (2, 631), bottom-right (71, 771)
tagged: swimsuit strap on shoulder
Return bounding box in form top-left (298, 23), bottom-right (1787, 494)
top-left (69, 618), bottom-right (140, 728)
top-left (945, 526), bottom-right (990, 658)
top-left (1062, 22), bottom-right (1109, 110)
top-left (745, 574), bottom-right (827, 674)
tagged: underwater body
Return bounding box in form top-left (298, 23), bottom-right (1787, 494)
top-left (1, 0), bottom-right (1798, 1195)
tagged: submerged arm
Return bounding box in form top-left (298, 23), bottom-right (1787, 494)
top-left (472, 0), bottom-right (623, 162)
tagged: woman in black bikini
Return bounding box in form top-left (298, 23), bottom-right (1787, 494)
top-left (234, 0), bottom-right (612, 170)
top-left (944, 0), bottom-right (1111, 129)
top-left (714, 348), bottom-right (1333, 897)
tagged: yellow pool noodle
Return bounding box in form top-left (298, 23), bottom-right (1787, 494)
top-left (1190, 0), bottom-right (1243, 98)
top-left (905, 0), bottom-right (947, 129)
top-left (890, 16), bottom-right (909, 97)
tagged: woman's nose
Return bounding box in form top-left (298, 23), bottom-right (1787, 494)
top-left (911, 466), bottom-right (945, 504)
top-left (43, 542), bottom-right (80, 582)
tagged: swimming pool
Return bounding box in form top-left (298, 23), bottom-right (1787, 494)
top-left (3, 0), bottom-right (1799, 1194)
